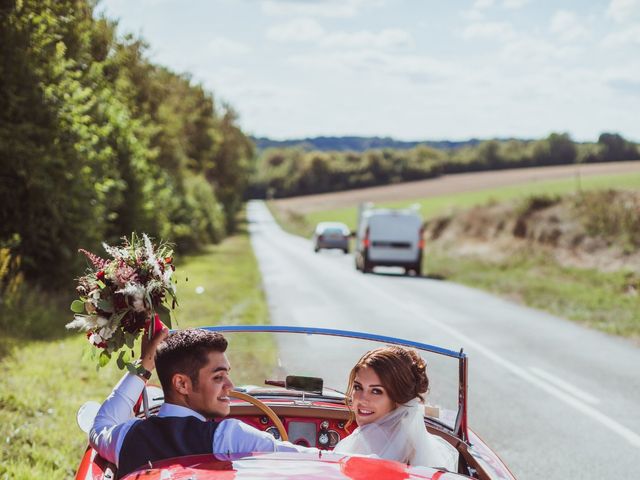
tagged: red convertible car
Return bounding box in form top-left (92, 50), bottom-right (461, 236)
top-left (74, 326), bottom-right (516, 479)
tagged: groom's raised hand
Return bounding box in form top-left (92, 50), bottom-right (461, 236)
top-left (140, 323), bottom-right (169, 372)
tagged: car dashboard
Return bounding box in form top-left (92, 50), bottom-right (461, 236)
top-left (229, 399), bottom-right (351, 449)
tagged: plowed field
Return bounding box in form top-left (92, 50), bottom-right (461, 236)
top-left (273, 160), bottom-right (640, 213)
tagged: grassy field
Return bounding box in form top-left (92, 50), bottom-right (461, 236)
top-left (0, 221), bottom-right (273, 479)
top-left (286, 171), bottom-right (640, 235)
top-left (269, 173), bottom-right (640, 342)
top-left (427, 250), bottom-right (640, 341)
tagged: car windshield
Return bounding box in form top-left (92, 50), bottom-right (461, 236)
top-left (317, 223), bottom-right (349, 234)
top-left (207, 327), bottom-right (463, 432)
top-left (321, 228), bottom-right (346, 235)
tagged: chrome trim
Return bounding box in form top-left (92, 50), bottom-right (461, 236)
top-left (198, 325), bottom-right (463, 359)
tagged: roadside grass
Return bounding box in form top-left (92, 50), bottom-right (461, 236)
top-left (268, 173), bottom-right (640, 342)
top-left (289, 171), bottom-right (640, 234)
top-left (0, 220), bottom-right (273, 479)
top-left (268, 202), bottom-right (312, 239)
top-left (426, 250), bottom-right (640, 341)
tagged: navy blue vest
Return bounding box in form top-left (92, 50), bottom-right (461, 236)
top-left (118, 416), bottom-right (218, 478)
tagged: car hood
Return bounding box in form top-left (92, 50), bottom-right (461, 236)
top-left (123, 452), bottom-right (464, 479)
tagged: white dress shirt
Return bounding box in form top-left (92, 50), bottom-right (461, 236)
top-left (90, 373), bottom-right (315, 467)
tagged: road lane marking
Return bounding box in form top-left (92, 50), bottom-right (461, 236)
top-left (528, 366), bottom-right (601, 405)
top-left (358, 278), bottom-right (640, 450)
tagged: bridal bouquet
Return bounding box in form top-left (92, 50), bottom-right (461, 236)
top-left (66, 233), bottom-right (177, 370)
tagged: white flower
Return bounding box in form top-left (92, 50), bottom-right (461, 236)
top-left (132, 295), bottom-right (146, 312)
top-left (116, 283), bottom-right (147, 312)
top-left (117, 282), bottom-right (145, 297)
top-left (102, 242), bottom-right (129, 260)
top-left (163, 268), bottom-right (173, 285)
top-left (66, 314), bottom-right (101, 331)
top-left (143, 233), bottom-right (155, 258)
top-left (145, 279), bottom-right (162, 295)
top-left (66, 315), bottom-right (91, 331)
top-left (97, 316), bottom-right (109, 327)
top-left (99, 326), bottom-right (115, 340)
top-left (143, 234), bottom-right (163, 279)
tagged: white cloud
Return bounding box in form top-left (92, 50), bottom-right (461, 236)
top-left (207, 37), bottom-right (251, 56)
top-left (550, 10), bottom-right (589, 42)
top-left (320, 29), bottom-right (412, 49)
top-left (602, 23), bottom-right (640, 47)
top-left (461, 0), bottom-right (493, 22)
top-left (287, 49), bottom-right (452, 84)
top-left (503, 0), bottom-right (530, 9)
top-left (502, 35), bottom-right (582, 63)
top-left (473, 0), bottom-right (495, 9)
top-left (466, 0), bottom-right (528, 15)
top-left (267, 19), bottom-right (412, 50)
top-left (462, 21), bottom-right (516, 41)
top-left (266, 17), bottom-right (325, 42)
top-left (261, 0), bottom-right (382, 18)
top-left (606, 0), bottom-right (640, 23)
top-left (607, 77), bottom-right (640, 96)
top-left (461, 8), bottom-right (485, 22)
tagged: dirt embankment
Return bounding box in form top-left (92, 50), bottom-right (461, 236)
top-left (424, 190), bottom-right (640, 276)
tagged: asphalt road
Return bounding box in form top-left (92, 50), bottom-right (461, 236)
top-left (247, 200), bottom-right (640, 480)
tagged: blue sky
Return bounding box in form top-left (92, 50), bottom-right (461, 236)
top-left (98, 0), bottom-right (640, 142)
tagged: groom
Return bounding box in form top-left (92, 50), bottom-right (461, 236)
top-left (90, 327), bottom-right (314, 478)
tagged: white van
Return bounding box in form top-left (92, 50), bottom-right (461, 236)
top-left (354, 205), bottom-right (424, 275)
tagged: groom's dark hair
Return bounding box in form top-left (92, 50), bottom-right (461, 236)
top-left (155, 329), bottom-right (228, 393)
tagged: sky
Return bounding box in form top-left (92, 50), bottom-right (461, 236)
top-left (98, 0), bottom-right (640, 142)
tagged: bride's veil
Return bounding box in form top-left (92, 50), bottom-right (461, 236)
top-left (334, 398), bottom-right (458, 471)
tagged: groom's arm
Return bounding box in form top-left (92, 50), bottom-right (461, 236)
top-left (90, 326), bottom-right (168, 465)
top-left (90, 373), bottom-right (144, 465)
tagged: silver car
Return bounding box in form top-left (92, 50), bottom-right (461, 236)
top-left (313, 222), bottom-right (350, 253)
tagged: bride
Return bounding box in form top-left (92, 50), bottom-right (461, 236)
top-left (333, 346), bottom-right (458, 471)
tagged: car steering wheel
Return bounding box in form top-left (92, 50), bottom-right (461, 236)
top-left (229, 390), bottom-right (288, 441)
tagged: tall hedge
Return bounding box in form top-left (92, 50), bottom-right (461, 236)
top-left (0, 0), bottom-right (254, 291)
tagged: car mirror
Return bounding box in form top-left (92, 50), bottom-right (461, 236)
top-left (285, 375), bottom-right (323, 395)
top-left (77, 401), bottom-right (101, 434)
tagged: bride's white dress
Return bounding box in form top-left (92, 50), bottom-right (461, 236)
top-left (333, 398), bottom-right (459, 471)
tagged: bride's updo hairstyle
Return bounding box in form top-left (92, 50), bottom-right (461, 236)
top-left (346, 345), bottom-right (429, 411)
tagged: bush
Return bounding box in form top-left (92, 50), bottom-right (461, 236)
top-left (574, 190), bottom-right (640, 249)
top-left (0, 246), bottom-right (71, 357)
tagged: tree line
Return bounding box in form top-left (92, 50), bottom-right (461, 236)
top-left (252, 135), bottom-right (481, 152)
top-left (0, 0), bottom-right (254, 294)
top-left (248, 133), bottom-right (639, 199)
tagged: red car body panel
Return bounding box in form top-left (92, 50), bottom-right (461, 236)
top-left (77, 450), bottom-right (463, 480)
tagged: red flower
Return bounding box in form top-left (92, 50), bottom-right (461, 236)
top-left (164, 256), bottom-right (173, 264)
top-left (113, 293), bottom-right (128, 310)
top-left (96, 271), bottom-right (105, 280)
top-left (86, 331), bottom-right (107, 349)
